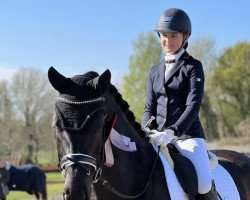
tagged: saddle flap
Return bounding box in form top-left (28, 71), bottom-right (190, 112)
top-left (162, 144), bottom-right (198, 200)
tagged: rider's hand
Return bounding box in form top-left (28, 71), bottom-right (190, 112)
top-left (148, 129), bottom-right (177, 147)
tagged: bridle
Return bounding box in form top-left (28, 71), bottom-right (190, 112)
top-left (56, 96), bottom-right (107, 181)
top-left (56, 96), bottom-right (160, 199)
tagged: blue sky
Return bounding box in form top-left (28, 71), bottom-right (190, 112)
top-left (0, 0), bottom-right (249, 83)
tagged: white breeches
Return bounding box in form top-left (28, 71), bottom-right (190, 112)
top-left (171, 138), bottom-right (213, 194)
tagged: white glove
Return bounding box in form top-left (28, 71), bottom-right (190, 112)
top-left (148, 129), bottom-right (177, 147)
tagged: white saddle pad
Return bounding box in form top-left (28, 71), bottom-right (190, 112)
top-left (153, 146), bottom-right (240, 200)
top-left (212, 164), bottom-right (240, 200)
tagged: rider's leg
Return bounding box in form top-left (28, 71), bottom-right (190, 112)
top-left (171, 138), bottom-right (218, 199)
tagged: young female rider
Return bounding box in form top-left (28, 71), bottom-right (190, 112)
top-left (141, 8), bottom-right (218, 200)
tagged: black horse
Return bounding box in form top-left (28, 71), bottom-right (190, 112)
top-left (0, 162), bottom-right (47, 200)
top-left (48, 67), bottom-right (250, 200)
top-left (7, 164), bottom-right (47, 200)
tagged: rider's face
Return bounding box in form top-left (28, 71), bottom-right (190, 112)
top-left (159, 32), bottom-right (185, 54)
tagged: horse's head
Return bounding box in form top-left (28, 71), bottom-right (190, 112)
top-left (48, 67), bottom-right (111, 200)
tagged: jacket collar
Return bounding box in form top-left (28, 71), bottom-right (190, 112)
top-left (164, 51), bottom-right (189, 84)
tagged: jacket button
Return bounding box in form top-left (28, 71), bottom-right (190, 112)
top-left (164, 108), bottom-right (166, 111)
top-left (165, 98), bottom-right (167, 102)
top-left (162, 88), bottom-right (165, 91)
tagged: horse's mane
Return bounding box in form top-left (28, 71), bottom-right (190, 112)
top-left (108, 84), bottom-right (145, 137)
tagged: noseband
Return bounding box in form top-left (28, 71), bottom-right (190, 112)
top-left (56, 96), bottom-right (107, 180)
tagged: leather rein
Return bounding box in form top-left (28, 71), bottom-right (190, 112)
top-left (56, 96), bottom-right (160, 199)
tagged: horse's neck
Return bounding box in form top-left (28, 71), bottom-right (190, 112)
top-left (105, 90), bottom-right (150, 152)
top-left (106, 91), bottom-right (156, 174)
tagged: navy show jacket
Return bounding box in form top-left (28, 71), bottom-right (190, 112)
top-left (142, 51), bottom-right (205, 139)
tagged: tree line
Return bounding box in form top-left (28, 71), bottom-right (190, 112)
top-left (0, 68), bottom-right (57, 164)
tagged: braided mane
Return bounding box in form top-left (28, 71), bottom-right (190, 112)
top-left (108, 84), bottom-right (145, 137)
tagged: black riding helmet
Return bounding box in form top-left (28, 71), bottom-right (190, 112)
top-left (155, 8), bottom-right (192, 36)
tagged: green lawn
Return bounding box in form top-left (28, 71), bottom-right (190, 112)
top-left (7, 172), bottom-right (64, 200)
top-left (46, 171), bottom-right (64, 182)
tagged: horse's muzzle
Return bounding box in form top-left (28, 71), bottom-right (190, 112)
top-left (63, 191), bottom-right (90, 200)
top-left (63, 165), bottom-right (93, 200)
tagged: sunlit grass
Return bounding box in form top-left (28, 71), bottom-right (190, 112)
top-left (46, 171), bottom-right (64, 182)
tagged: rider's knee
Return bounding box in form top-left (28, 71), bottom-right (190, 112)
top-left (198, 179), bottom-right (212, 194)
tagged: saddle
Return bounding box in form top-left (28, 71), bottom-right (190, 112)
top-left (161, 144), bottom-right (198, 200)
top-left (160, 144), bottom-right (220, 200)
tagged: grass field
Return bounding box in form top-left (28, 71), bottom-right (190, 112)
top-left (7, 171), bottom-right (64, 200)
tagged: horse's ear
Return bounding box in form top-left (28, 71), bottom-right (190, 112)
top-left (98, 69), bottom-right (111, 94)
top-left (89, 69), bottom-right (111, 95)
top-left (48, 66), bottom-right (68, 93)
